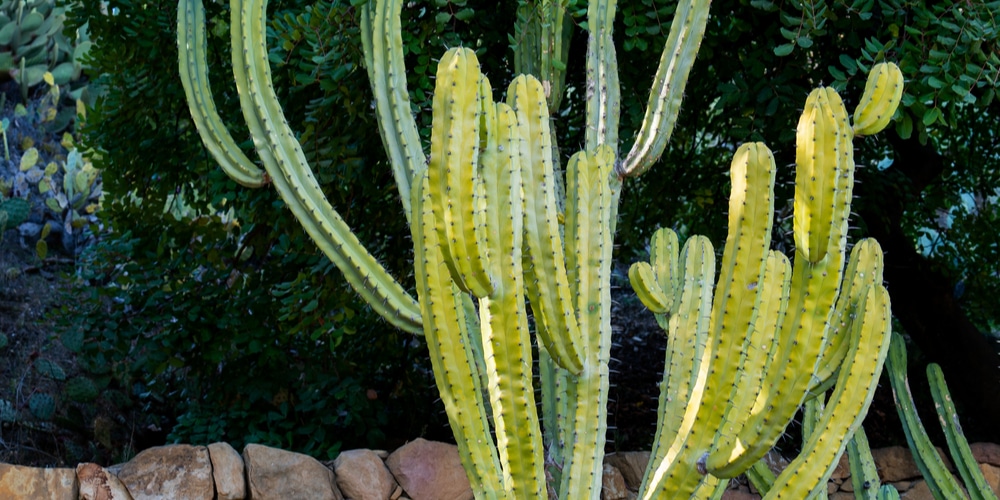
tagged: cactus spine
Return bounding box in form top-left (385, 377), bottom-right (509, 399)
top-left (179, 0), bottom-right (902, 497)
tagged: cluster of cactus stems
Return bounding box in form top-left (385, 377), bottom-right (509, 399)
top-left (178, 0), bottom-right (907, 497)
top-left (887, 332), bottom-right (999, 500)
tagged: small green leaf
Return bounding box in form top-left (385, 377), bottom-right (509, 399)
top-left (796, 36), bottom-right (813, 48)
top-left (434, 12), bottom-right (451, 24)
top-left (896, 112), bottom-right (913, 139)
top-left (927, 76), bottom-right (945, 89)
top-left (453, 8), bottom-right (474, 22)
top-left (774, 43), bottom-right (795, 57)
top-left (922, 107), bottom-right (941, 126)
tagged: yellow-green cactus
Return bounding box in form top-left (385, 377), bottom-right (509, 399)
top-left (178, 0), bottom-right (904, 497)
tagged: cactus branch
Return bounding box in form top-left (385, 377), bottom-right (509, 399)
top-left (228, 0), bottom-right (422, 333)
top-left (620, 0), bottom-right (711, 177)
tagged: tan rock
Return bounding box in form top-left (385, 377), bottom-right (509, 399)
top-left (243, 443), bottom-right (343, 500)
top-left (601, 463), bottom-right (631, 500)
top-left (972, 443), bottom-right (1000, 468)
top-left (830, 492), bottom-right (855, 500)
top-left (333, 448), bottom-right (398, 500)
top-left (0, 464), bottom-right (77, 499)
top-left (899, 479), bottom-right (935, 500)
top-left (979, 463), bottom-right (1000, 495)
top-left (385, 439), bottom-right (472, 500)
top-left (208, 442), bottom-right (246, 500)
top-left (117, 444), bottom-right (213, 500)
top-left (830, 452), bottom-right (851, 480)
top-left (872, 446), bottom-right (954, 482)
top-left (77, 463), bottom-right (133, 500)
top-left (604, 451), bottom-right (649, 489)
top-left (720, 488), bottom-right (760, 500)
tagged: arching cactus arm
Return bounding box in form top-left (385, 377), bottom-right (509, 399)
top-left (228, 0), bottom-right (422, 333)
top-left (619, 0), bottom-right (711, 177)
top-left (177, 0), bottom-right (267, 188)
top-left (360, 0), bottom-right (426, 224)
top-left (764, 284), bottom-right (891, 498)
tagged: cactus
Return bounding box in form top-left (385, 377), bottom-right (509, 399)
top-left (179, 0), bottom-right (903, 497)
top-left (0, 196), bottom-right (29, 228)
top-left (885, 332), bottom-right (967, 499)
top-left (33, 357), bottom-right (66, 381)
top-left (0, 0), bottom-right (91, 99)
top-left (64, 376), bottom-right (98, 403)
top-left (846, 426), bottom-right (881, 500)
top-left (28, 392), bottom-right (55, 421)
top-left (888, 333), bottom-right (999, 500)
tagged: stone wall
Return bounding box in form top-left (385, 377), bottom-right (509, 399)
top-left (0, 439), bottom-right (997, 499)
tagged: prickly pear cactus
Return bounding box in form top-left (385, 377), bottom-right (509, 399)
top-left (0, 84), bottom-right (101, 255)
top-left (0, 195), bottom-right (28, 227)
top-left (28, 392), bottom-right (55, 421)
top-left (64, 376), bottom-right (98, 403)
top-left (0, 0), bottom-right (91, 97)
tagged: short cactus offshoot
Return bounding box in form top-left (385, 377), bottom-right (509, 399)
top-left (178, 0), bottom-right (903, 497)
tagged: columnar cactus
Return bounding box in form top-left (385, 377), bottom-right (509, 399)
top-left (178, 0), bottom-right (903, 497)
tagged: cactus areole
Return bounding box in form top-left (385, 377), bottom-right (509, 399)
top-left (178, 0), bottom-right (903, 497)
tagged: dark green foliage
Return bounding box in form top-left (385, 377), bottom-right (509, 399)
top-left (59, 0), bottom-right (501, 457)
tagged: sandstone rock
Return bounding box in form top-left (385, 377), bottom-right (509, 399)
top-left (601, 463), bottom-right (631, 500)
top-left (117, 444), bottom-right (212, 500)
top-left (385, 439), bottom-right (472, 500)
top-left (208, 442), bottom-right (246, 500)
top-left (830, 492), bottom-right (855, 500)
top-left (77, 463), bottom-right (133, 500)
top-left (830, 452), bottom-right (850, 480)
top-left (899, 479), bottom-right (935, 500)
top-left (604, 451), bottom-right (649, 489)
top-left (979, 463), bottom-right (1000, 495)
top-left (333, 448), bottom-right (398, 500)
top-left (872, 446), bottom-right (952, 482)
top-left (720, 488), bottom-right (760, 500)
top-left (972, 443), bottom-right (1000, 468)
top-left (0, 464), bottom-right (77, 499)
top-left (243, 443), bottom-right (343, 500)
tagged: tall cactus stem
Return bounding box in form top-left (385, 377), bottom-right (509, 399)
top-left (411, 168), bottom-right (504, 499)
top-left (620, 0), bottom-right (711, 177)
top-left (509, 75), bottom-right (584, 374)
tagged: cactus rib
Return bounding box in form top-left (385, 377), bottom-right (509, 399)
top-left (177, 0), bottom-right (266, 188)
top-left (847, 426), bottom-right (881, 500)
top-left (584, 0), bottom-right (620, 150)
top-left (230, 0), bottom-right (421, 333)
